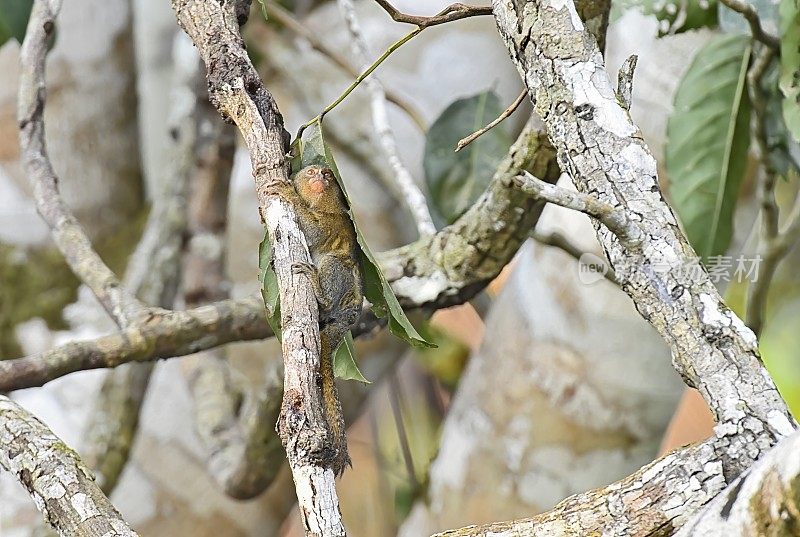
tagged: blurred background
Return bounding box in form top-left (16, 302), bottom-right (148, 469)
top-left (0, 0), bottom-right (797, 535)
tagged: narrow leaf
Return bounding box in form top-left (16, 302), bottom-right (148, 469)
top-left (333, 333), bottom-right (369, 383)
top-left (667, 34), bottom-right (752, 260)
top-left (424, 91), bottom-right (511, 224)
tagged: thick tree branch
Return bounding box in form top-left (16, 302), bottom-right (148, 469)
top-left (676, 429), bottom-right (800, 535)
top-left (434, 436), bottom-right (734, 536)
top-left (492, 2), bottom-right (795, 482)
top-left (0, 395), bottom-right (138, 536)
top-left (171, 0), bottom-right (345, 533)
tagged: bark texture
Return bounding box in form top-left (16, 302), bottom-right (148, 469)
top-left (492, 0), bottom-right (794, 474)
top-left (0, 396), bottom-right (137, 537)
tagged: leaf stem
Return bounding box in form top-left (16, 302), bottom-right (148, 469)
top-left (295, 27), bottom-right (422, 140)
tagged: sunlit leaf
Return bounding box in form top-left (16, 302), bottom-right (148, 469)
top-left (667, 34), bottom-right (752, 260)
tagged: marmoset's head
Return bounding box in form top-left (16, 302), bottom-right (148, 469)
top-left (293, 165), bottom-right (347, 211)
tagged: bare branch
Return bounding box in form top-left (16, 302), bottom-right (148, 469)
top-left (719, 0), bottom-right (780, 49)
top-left (455, 90), bottom-right (526, 152)
top-left (514, 172), bottom-right (643, 246)
top-left (172, 0), bottom-right (346, 532)
top-left (616, 54), bottom-right (638, 111)
top-left (0, 296), bottom-right (270, 392)
top-left (532, 231), bottom-right (620, 285)
top-left (17, 0), bottom-right (144, 326)
top-left (0, 395), bottom-right (138, 536)
top-left (336, 0), bottom-right (436, 237)
top-left (373, 0), bottom-right (493, 28)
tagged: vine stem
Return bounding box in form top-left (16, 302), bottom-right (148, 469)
top-left (295, 27), bottom-right (422, 140)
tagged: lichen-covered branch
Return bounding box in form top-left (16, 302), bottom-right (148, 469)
top-left (171, 0), bottom-right (346, 533)
top-left (378, 118), bottom-right (559, 309)
top-left (492, 0), bottom-right (795, 479)
top-left (676, 429), bottom-right (800, 535)
top-left (17, 0), bottom-right (144, 326)
top-left (0, 296), bottom-right (270, 392)
top-left (0, 396), bottom-right (138, 537)
top-left (433, 436), bottom-right (734, 537)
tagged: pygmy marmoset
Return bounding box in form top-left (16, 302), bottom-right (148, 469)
top-left (273, 164), bottom-right (363, 476)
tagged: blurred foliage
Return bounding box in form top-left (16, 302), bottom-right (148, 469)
top-left (780, 0), bottom-right (800, 144)
top-left (611, 0), bottom-right (719, 35)
top-left (719, 0), bottom-right (779, 34)
top-left (667, 34), bottom-right (751, 260)
top-left (0, 0), bottom-right (32, 47)
top-left (424, 91), bottom-right (511, 226)
top-left (411, 324), bottom-right (470, 389)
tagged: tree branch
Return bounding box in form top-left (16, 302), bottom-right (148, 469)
top-left (719, 0), bottom-right (780, 50)
top-left (0, 395), bottom-right (138, 536)
top-left (676, 429), bottom-right (800, 535)
top-left (171, 0), bottom-right (345, 533)
top-left (513, 171), bottom-right (642, 247)
top-left (373, 0), bottom-right (493, 28)
top-left (493, 0), bottom-right (794, 466)
top-left (455, 90), bottom-right (526, 152)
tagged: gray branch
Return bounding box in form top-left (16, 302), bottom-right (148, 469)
top-left (0, 395), bottom-right (138, 537)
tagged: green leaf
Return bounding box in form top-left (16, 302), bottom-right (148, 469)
top-left (423, 91), bottom-right (511, 224)
top-left (667, 34), bottom-right (752, 261)
top-left (295, 121), bottom-right (435, 352)
top-left (780, 0), bottom-right (800, 144)
top-left (333, 332), bottom-right (369, 383)
top-left (0, 0), bottom-right (33, 46)
top-left (258, 233), bottom-right (281, 341)
top-left (611, 0), bottom-right (718, 35)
